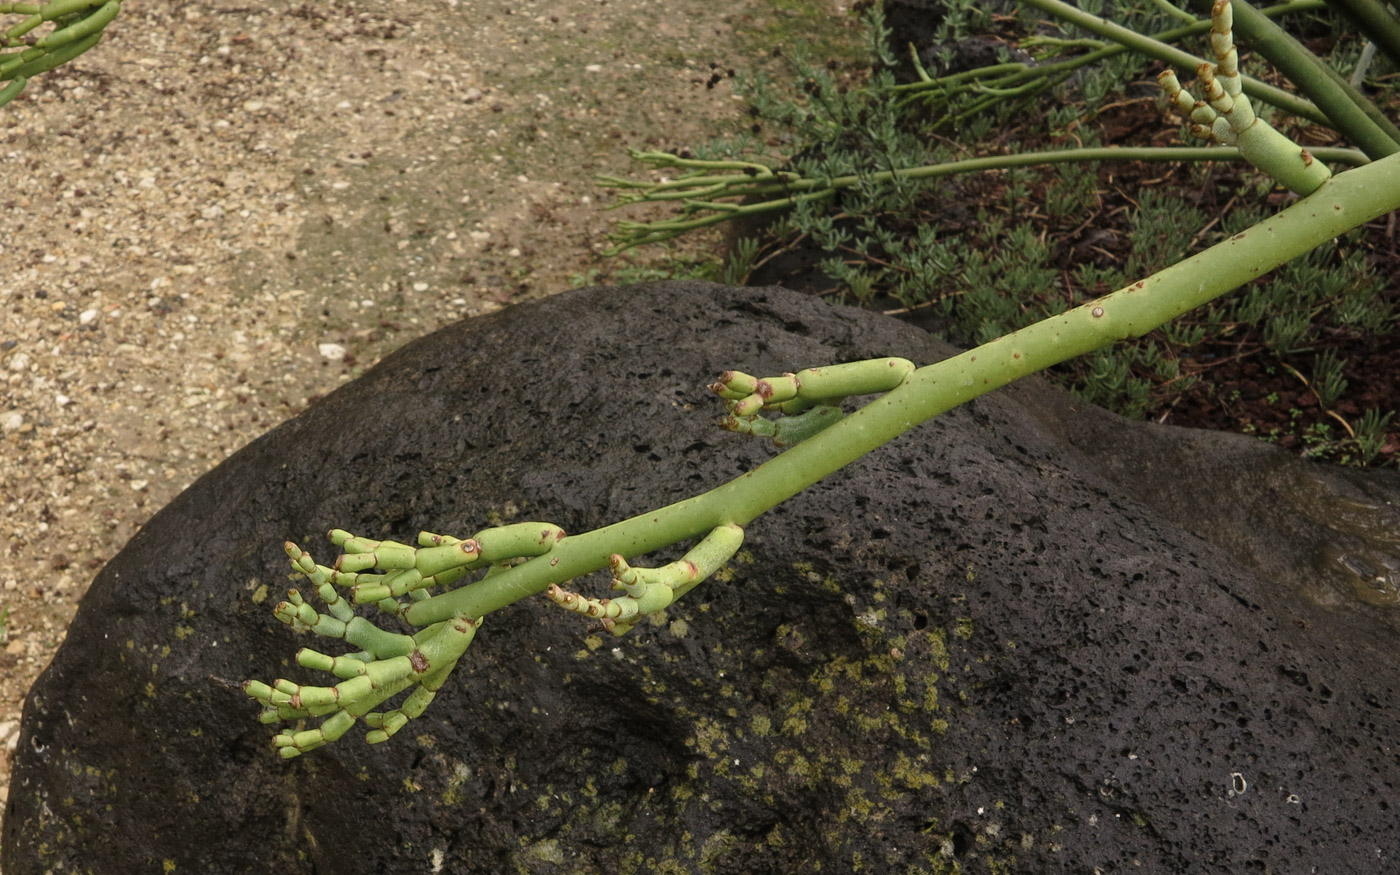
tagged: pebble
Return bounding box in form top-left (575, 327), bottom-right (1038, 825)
top-left (318, 343), bottom-right (348, 362)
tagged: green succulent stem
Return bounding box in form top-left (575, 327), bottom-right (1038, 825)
top-left (1184, 0), bottom-right (1400, 157)
top-left (406, 151), bottom-right (1400, 628)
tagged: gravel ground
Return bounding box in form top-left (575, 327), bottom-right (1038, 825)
top-left (0, 0), bottom-right (858, 812)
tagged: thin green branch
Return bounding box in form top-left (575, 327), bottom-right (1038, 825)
top-left (1018, 0), bottom-right (1331, 124)
top-left (1159, 0), bottom-right (1334, 194)
top-left (1148, 0), bottom-right (1204, 23)
top-left (599, 145), bottom-right (1370, 252)
top-left (907, 0), bottom-right (1326, 130)
top-left (897, 32), bottom-right (1119, 129)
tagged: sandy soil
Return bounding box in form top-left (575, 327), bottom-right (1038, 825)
top-left (0, 0), bottom-right (859, 811)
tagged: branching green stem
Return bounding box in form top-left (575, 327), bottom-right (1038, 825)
top-left (1185, 0), bottom-right (1400, 156)
top-left (548, 523), bottom-right (746, 635)
top-left (408, 151), bottom-right (1400, 628)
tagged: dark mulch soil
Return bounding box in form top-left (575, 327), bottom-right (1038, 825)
top-left (1169, 332), bottom-right (1400, 456)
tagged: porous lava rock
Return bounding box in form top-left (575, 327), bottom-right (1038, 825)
top-left (5, 282), bottom-right (1399, 873)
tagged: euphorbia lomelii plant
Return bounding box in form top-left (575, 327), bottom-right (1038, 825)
top-left (239, 0), bottom-right (1400, 756)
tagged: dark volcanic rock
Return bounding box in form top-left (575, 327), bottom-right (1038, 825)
top-left (4, 282), bottom-right (1399, 874)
